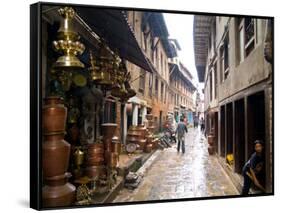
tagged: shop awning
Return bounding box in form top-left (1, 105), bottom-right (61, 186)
top-left (42, 5), bottom-right (153, 72)
top-left (75, 7), bottom-right (153, 72)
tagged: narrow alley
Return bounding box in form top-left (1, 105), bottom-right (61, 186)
top-left (114, 128), bottom-right (238, 202)
top-left (34, 4), bottom-right (273, 209)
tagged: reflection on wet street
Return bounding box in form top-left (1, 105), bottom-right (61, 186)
top-left (114, 128), bottom-right (239, 202)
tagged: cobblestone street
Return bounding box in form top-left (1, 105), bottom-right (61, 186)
top-left (114, 128), bottom-right (239, 202)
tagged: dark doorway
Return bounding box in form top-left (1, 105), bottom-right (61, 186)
top-left (247, 91), bottom-right (266, 186)
top-left (226, 103), bottom-right (233, 155)
top-left (234, 99), bottom-right (245, 174)
top-left (214, 112), bottom-right (219, 153)
top-left (220, 105), bottom-right (226, 157)
top-left (247, 91), bottom-right (266, 156)
top-left (159, 111), bottom-right (163, 132)
top-left (138, 106), bottom-right (142, 125)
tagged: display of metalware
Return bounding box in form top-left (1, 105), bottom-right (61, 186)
top-left (42, 96), bottom-right (76, 207)
top-left (126, 143), bottom-right (137, 153)
top-left (89, 43), bottom-right (117, 87)
top-left (86, 143), bottom-right (105, 171)
top-left (101, 123), bottom-right (117, 152)
top-left (145, 143), bottom-right (153, 153)
top-left (85, 165), bottom-right (107, 179)
top-left (105, 152), bottom-right (118, 168)
top-left (207, 128), bottom-right (215, 155)
top-left (89, 51), bottom-right (102, 82)
top-left (126, 125), bottom-right (147, 151)
top-left (43, 96), bottom-right (67, 134)
top-left (43, 172), bottom-right (76, 207)
top-left (112, 136), bottom-right (121, 156)
top-left (73, 146), bottom-right (84, 169)
top-left (111, 60), bottom-right (136, 100)
top-left (145, 114), bottom-right (157, 150)
top-left (52, 7), bottom-right (85, 70)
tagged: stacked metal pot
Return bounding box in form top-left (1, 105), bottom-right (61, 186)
top-left (126, 125), bottom-right (147, 151)
top-left (145, 114), bottom-right (158, 152)
top-left (85, 142), bottom-right (106, 180)
top-left (102, 123), bottom-right (119, 169)
top-left (207, 128), bottom-right (215, 155)
top-left (42, 96), bottom-right (76, 207)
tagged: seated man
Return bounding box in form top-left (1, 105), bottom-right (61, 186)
top-left (241, 140), bottom-right (266, 195)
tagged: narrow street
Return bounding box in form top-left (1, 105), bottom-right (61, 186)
top-left (114, 128), bottom-right (239, 202)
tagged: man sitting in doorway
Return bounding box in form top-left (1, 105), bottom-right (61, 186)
top-left (241, 140), bottom-right (266, 195)
top-left (176, 117), bottom-right (188, 154)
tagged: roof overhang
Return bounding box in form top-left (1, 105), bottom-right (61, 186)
top-left (169, 63), bottom-right (197, 91)
top-left (193, 15), bottom-right (214, 82)
top-left (76, 7), bottom-right (153, 72)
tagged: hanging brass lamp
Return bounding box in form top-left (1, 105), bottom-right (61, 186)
top-left (97, 43), bottom-right (115, 87)
top-left (52, 7), bottom-right (85, 70)
top-left (89, 50), bottom-right (102, 82)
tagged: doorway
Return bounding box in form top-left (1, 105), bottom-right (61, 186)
top-left (234, 99), bottom-right (245, 174)
top-left (247, 91), bottom-right (266, 186)
top-left (159, 111), bottom-right (163, 132)
top-left (214, 112), bottom-right (219, 153)
top-left (220, 105), bottom-right (226, 157)
top-left (226, 103), bottom-right (233, 155)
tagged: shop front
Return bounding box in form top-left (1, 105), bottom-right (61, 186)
top-left (39, 5), bottom-right (158, 207)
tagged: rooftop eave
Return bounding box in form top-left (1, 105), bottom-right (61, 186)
top-left (193, 15), bottom-right (214, 82)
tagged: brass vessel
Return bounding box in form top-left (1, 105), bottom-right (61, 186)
top-left (73, 146), bottom-right (84, 168)
top-left (52, 7), bottom-right (85, 70)
top-left (90, 42), bottom-right (116, 86)
top-left (89, 51), bottom-right (102, 82)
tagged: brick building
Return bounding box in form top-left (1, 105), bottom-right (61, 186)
top-left (120, 11), bottom-right (196, 136)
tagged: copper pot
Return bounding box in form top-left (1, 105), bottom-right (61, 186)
top-left (112, 136), bottom-right (121, 154)
top-left (136, 139), bottom-right (147, 150)
top-left (112, 143), bottom-right (121, 155)
top-left (105, 152), bottom-right (118, 168)
top-left (104, 140), bottom-right (112, 152)
top-left (208, 145), bottom-right (215, 155)
top-left (42, 183), bottom-right (75, 207)
top-left (44, 172), bottom-right (71, 186)
top-left (42, 172), bottom-right (75, 207)
top-left (43, 133), bottom-right (70, 178)
top-left (101, 123), bottom-right (117, 138)
top-left (145, 144), bottom-right (153, 153)
top-left (146, 134), bottom-right (153, 142)
top-left (43, 96), bottom-right (67, 134)
top-left (126, 135), bottom-right (142, 142)
top-left (135, 125), bottom-right (146, 139)
top-left (208, 135), bottom-right (215, 146)
top-left (85, 165), bottom-right (106, 178)
top-left (86, 156), bottom-right (105, 166)
top-left (87, 143), bottom-right (104, 154)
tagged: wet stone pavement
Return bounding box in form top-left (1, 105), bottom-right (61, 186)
top-left (113, 128), bottom-right (239, 203)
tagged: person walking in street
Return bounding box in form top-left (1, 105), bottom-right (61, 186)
top-left (175, 117), bottom-right (188, 153)
top-left (241, 140), bottom-right (266, 195)
top-left (200, 117), bottom-right (205, 132)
